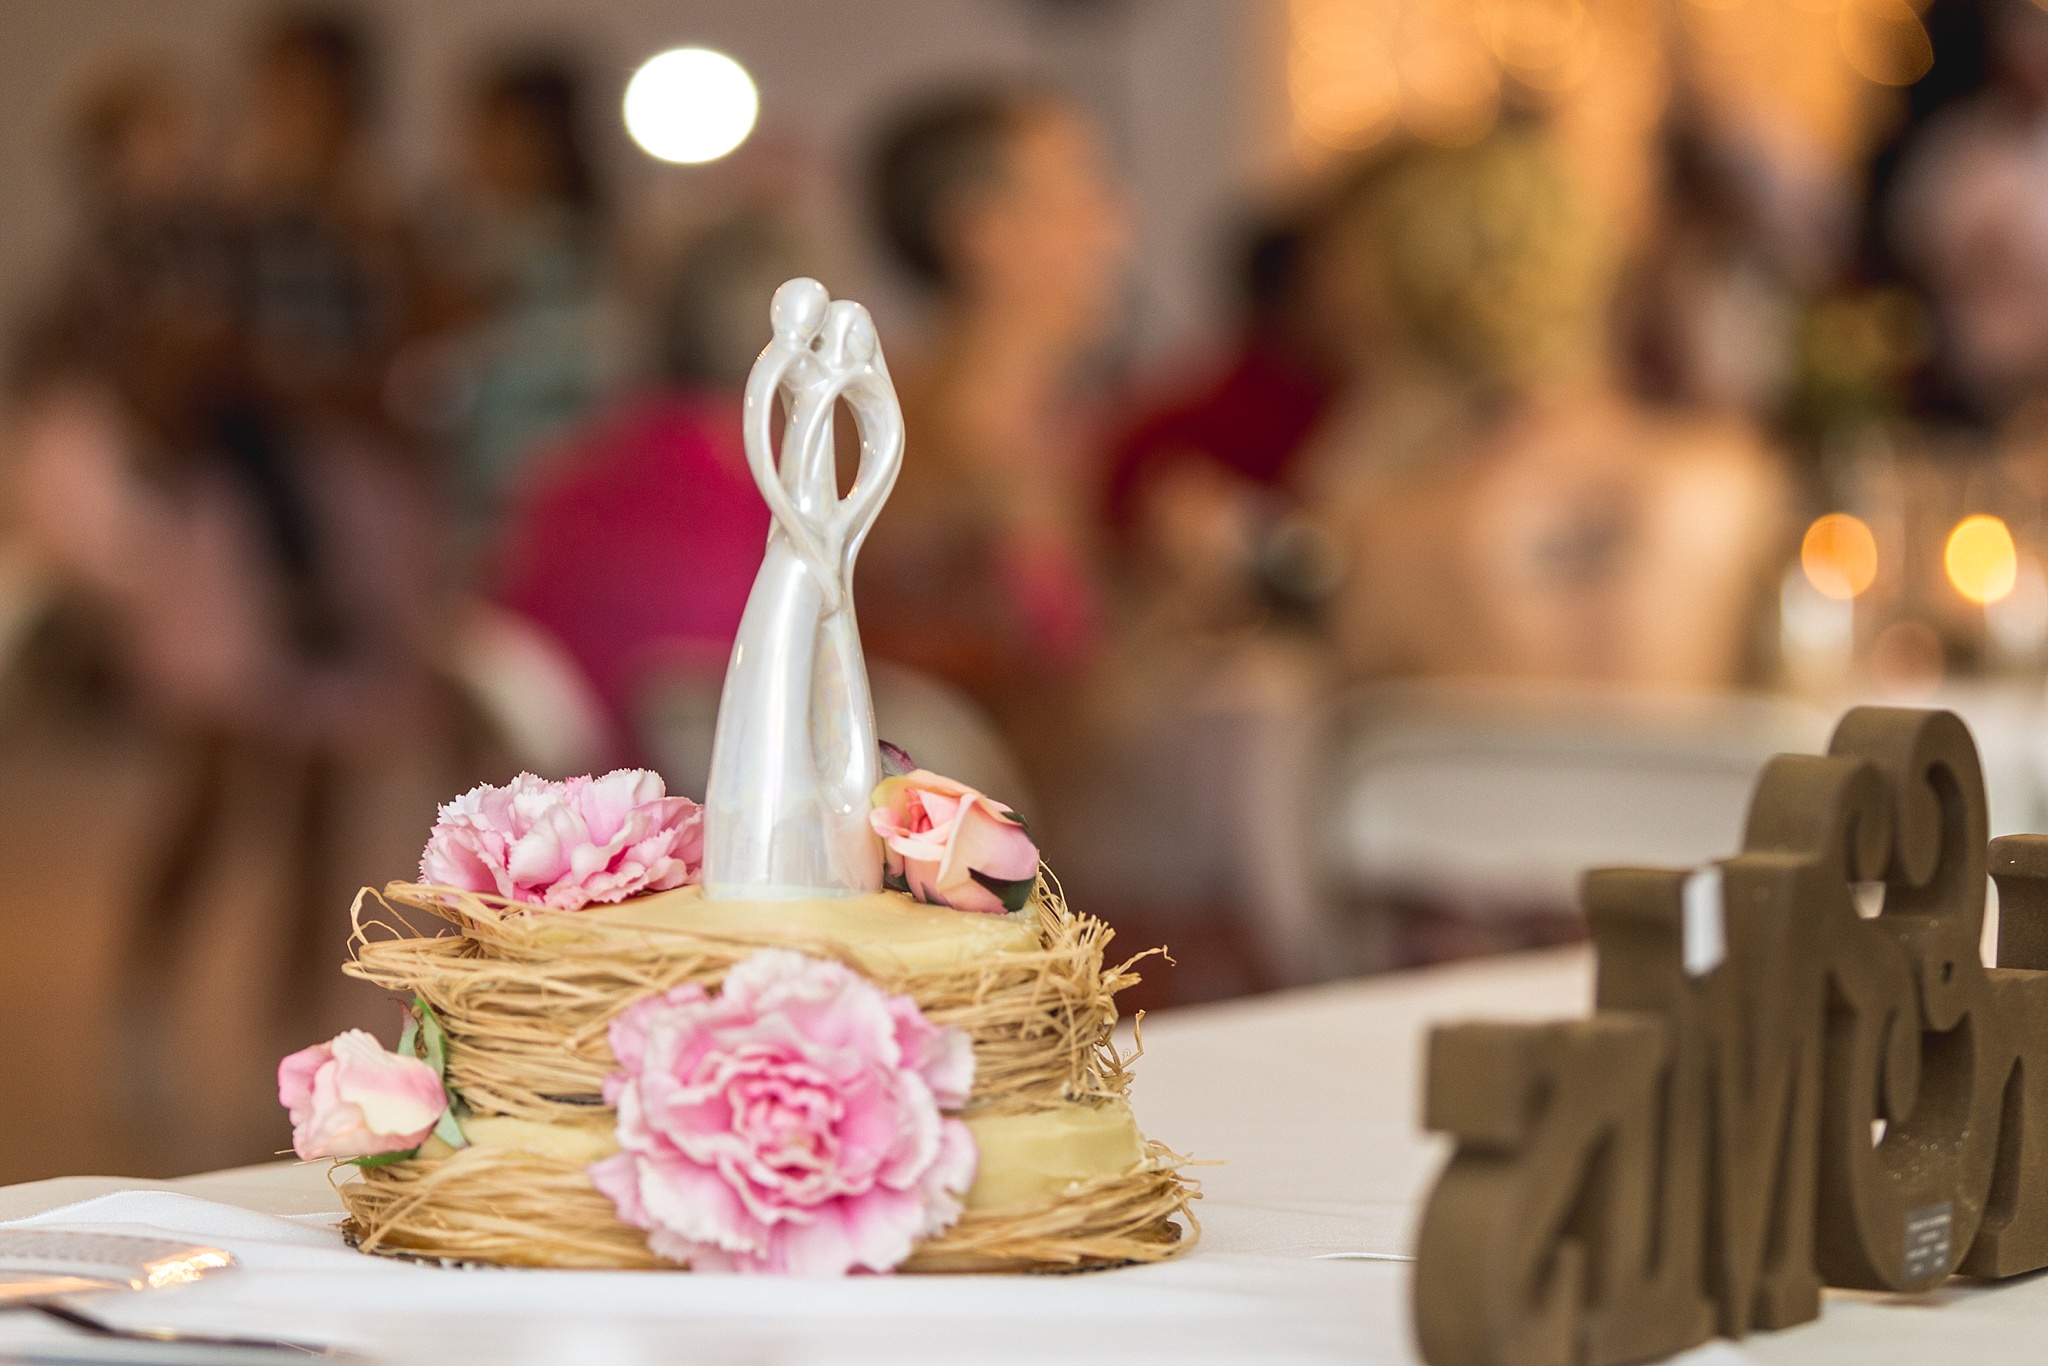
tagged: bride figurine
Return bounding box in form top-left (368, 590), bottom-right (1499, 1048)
top-left (700, 279), bottom-right (904, 899)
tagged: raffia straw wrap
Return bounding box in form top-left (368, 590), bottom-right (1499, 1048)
top-left (337, 876), bottom-right (1199, 1273)
top-left (340, 1140), bottom-right (1194, 1273)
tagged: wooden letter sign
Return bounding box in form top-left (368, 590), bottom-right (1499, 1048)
top-left (1413, 707), bottom-right (2048, 1366)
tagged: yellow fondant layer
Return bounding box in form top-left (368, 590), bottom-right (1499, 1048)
top-left (578, 886), bottom-right (1043, 973)
top-left (436, 1100), bottom-right (1146, 1215)
top-left (963, 1101), bottom-right (1148, 1211)
top-left (438, 1115), bottom-right (620, 1166)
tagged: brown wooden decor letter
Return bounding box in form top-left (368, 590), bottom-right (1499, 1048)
top-left (1412, 707), bottom-right (2048, 1366)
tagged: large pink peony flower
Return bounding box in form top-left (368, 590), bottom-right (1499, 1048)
top-left (278, 1029), bottom-right (448, 1160)
top-left (869, 770), bottom-right (1040, 915)
top-left (420, 769), bottom-right (703, 911)
top-left (586, 949), bottom-right (977, 1275)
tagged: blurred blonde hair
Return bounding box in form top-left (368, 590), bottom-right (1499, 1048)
top-left (1327, 122), bottom-right (1609, 390)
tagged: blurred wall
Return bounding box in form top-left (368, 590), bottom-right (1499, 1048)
top-left (0, 0), bottom-right (1287, 372)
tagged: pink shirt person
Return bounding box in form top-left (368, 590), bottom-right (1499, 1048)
top-left (495, 393), bottom-right (770, 757)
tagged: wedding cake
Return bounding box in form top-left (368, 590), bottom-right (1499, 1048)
top-left (275, 280), bottom-right (1196, 1276)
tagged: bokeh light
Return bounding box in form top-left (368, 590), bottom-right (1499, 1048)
top-left (1945, 514), bottom-right (2019, 605)
top-left (1290, 0), bottom-right (1402, 152)
top-left (623, 48), bottom-right (759, 165)
top-left (1481, 0), bottom-right (1597, 93)
top-left (1836, 0), bottom-right (1934, 88)
top-left (1397, 29), bottom-right (1502, 147)
top-left (1800, 512), bottom-right (1878, 600)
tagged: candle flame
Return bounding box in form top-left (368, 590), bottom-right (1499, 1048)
top-left (1801, 513), bottom-right (1878, 601)
top-left (1946, 515), bottom-right (2018, 605)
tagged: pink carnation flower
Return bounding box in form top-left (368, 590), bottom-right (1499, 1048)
top-left (869, 770), bottom-right (1040, 915)
top-left (587, 949), bottom-right (977, 1275)
top-left (277, 1029), bottom-right (448, 1160)
top-left (420, 769), bottom-right (703, 911)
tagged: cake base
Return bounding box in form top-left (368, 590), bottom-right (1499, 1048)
top-left (340, 1138), bottom-right (1192, 1274)
top-left (337, 876), bottom-right (1200, 1273)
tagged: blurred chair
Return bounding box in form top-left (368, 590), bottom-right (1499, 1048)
top-left (436, 598), bottom-right (611, 780)
top-left (1046, 651), bottom-right (1332, 998)
top-left (636, 655), bottom-right (724, 802)
top-left (1312, 682), bottom-right (1832, 972)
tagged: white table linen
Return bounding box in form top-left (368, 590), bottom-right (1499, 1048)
top-left (5, 947), bottom-right (2046, 1364)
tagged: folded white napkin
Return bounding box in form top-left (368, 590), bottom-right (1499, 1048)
top-left (7, 1190), bottom-right (358, 1262)
top-left (0, 1190), bottom-right (1388, 1365)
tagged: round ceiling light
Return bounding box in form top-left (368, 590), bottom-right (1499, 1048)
top-left (623, 47), bottom-right (759, 164)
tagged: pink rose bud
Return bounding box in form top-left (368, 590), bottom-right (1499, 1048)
top-left (878, 740), bottom-right (916, 778)
top-left (869, 770), bottom-right (1040, 915)
top-left (277, 1029), bottom-right (448, 1160)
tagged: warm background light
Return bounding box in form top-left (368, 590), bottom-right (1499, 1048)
top-left (1835, 0), bottom-right (1934, 88)
top-left (1945, 514), bottom-right (2019, 605)
top-left (1800, 512), bottom-right (1878, 600)
top-left (623, 47), bottom-right (759, 165)
top-left (1288, 0), bottom-right (1603, 156)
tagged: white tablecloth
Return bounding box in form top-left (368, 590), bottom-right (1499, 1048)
top-left (5, 947), bottom-right (2046, 1364)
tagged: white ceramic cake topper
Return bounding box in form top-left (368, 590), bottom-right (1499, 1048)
top-left (701, 279), bottom-right (903, 899)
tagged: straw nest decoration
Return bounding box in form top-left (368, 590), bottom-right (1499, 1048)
top-left (336, 875), bottom-right (1200, 1273)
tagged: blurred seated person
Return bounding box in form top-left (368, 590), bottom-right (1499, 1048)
top-left (20, 57), bottom-right (235, 449)
top-left (12, 45), bottom-right (438, 720)
top-left (433, 52), bottom-right (621, 538)
top-left (7, 56), bottom-right (224, 692)
top-left (1102, 212), bottom-right (1338, 639)
top-left (1889, 0), bottom-right (2048, 424)
top-left (1616, 95), bottom-right (1833, 426)
top-left (8, 34), bottom-right (451, 1059)
top-left (857, 85), bottom-right (1131, 713)
top-left (229, 9), bottom-right (449, 428)
top-left (1295, 123), bottom-right (1788, 691)
top-left (490, 213), bottom-right (802, 766)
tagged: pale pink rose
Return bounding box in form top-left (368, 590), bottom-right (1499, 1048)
top-left (419, 769), bottom-right (703, 910)
top-left (586, 949), bottom-right (977, 1275)
top-left (277, 1029), bottom-right (448, 1160)
top-left (868, 770), bottom-right (1040, 915)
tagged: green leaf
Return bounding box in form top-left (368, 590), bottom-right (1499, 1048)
top-left (396, 1012), bottom-right (420, 1063)
top-left (347, 1149), bottom-right (417, 1169)
top-left (407, 996), bottom-right (467, 1151)
top-left (432, 1106), bottom-right (468, 1150)
top-left (414, 997), bottom-right (449, 1078)
top-left (969, 870), bottom-right (1038, 914)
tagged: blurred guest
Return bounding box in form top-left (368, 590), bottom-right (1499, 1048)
top-left (434, 53), bottom-right (620, 535)
top-left (858, 86), bottom-right (1131, 711)
top-left (1618, 98), bottom-right (1838, 427)
top-left (212, 7), bottom-right (454, 655)
top-left (10, 20), bottom-right (453, 1075)
top-left (14, 59), bottom-right (234, 450)
top-left (1107, 219), bottom-right (1335, 529)
top-left (857, 89), bottom-right (1350, 989)
top-left (1102, 212), bottom-right (1338, 641)
top-left (230, 9), bottom-right (446, 426)
top-left (1296, 123), bottom-right (1789, 691)
top-left (491, 215), bottom-right (806, 762)
top-left (1888, 0), bottom-right (2048, 424)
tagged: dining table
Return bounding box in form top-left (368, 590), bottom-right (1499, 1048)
top-left (4, 944), bottom-right (2046, 1365)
